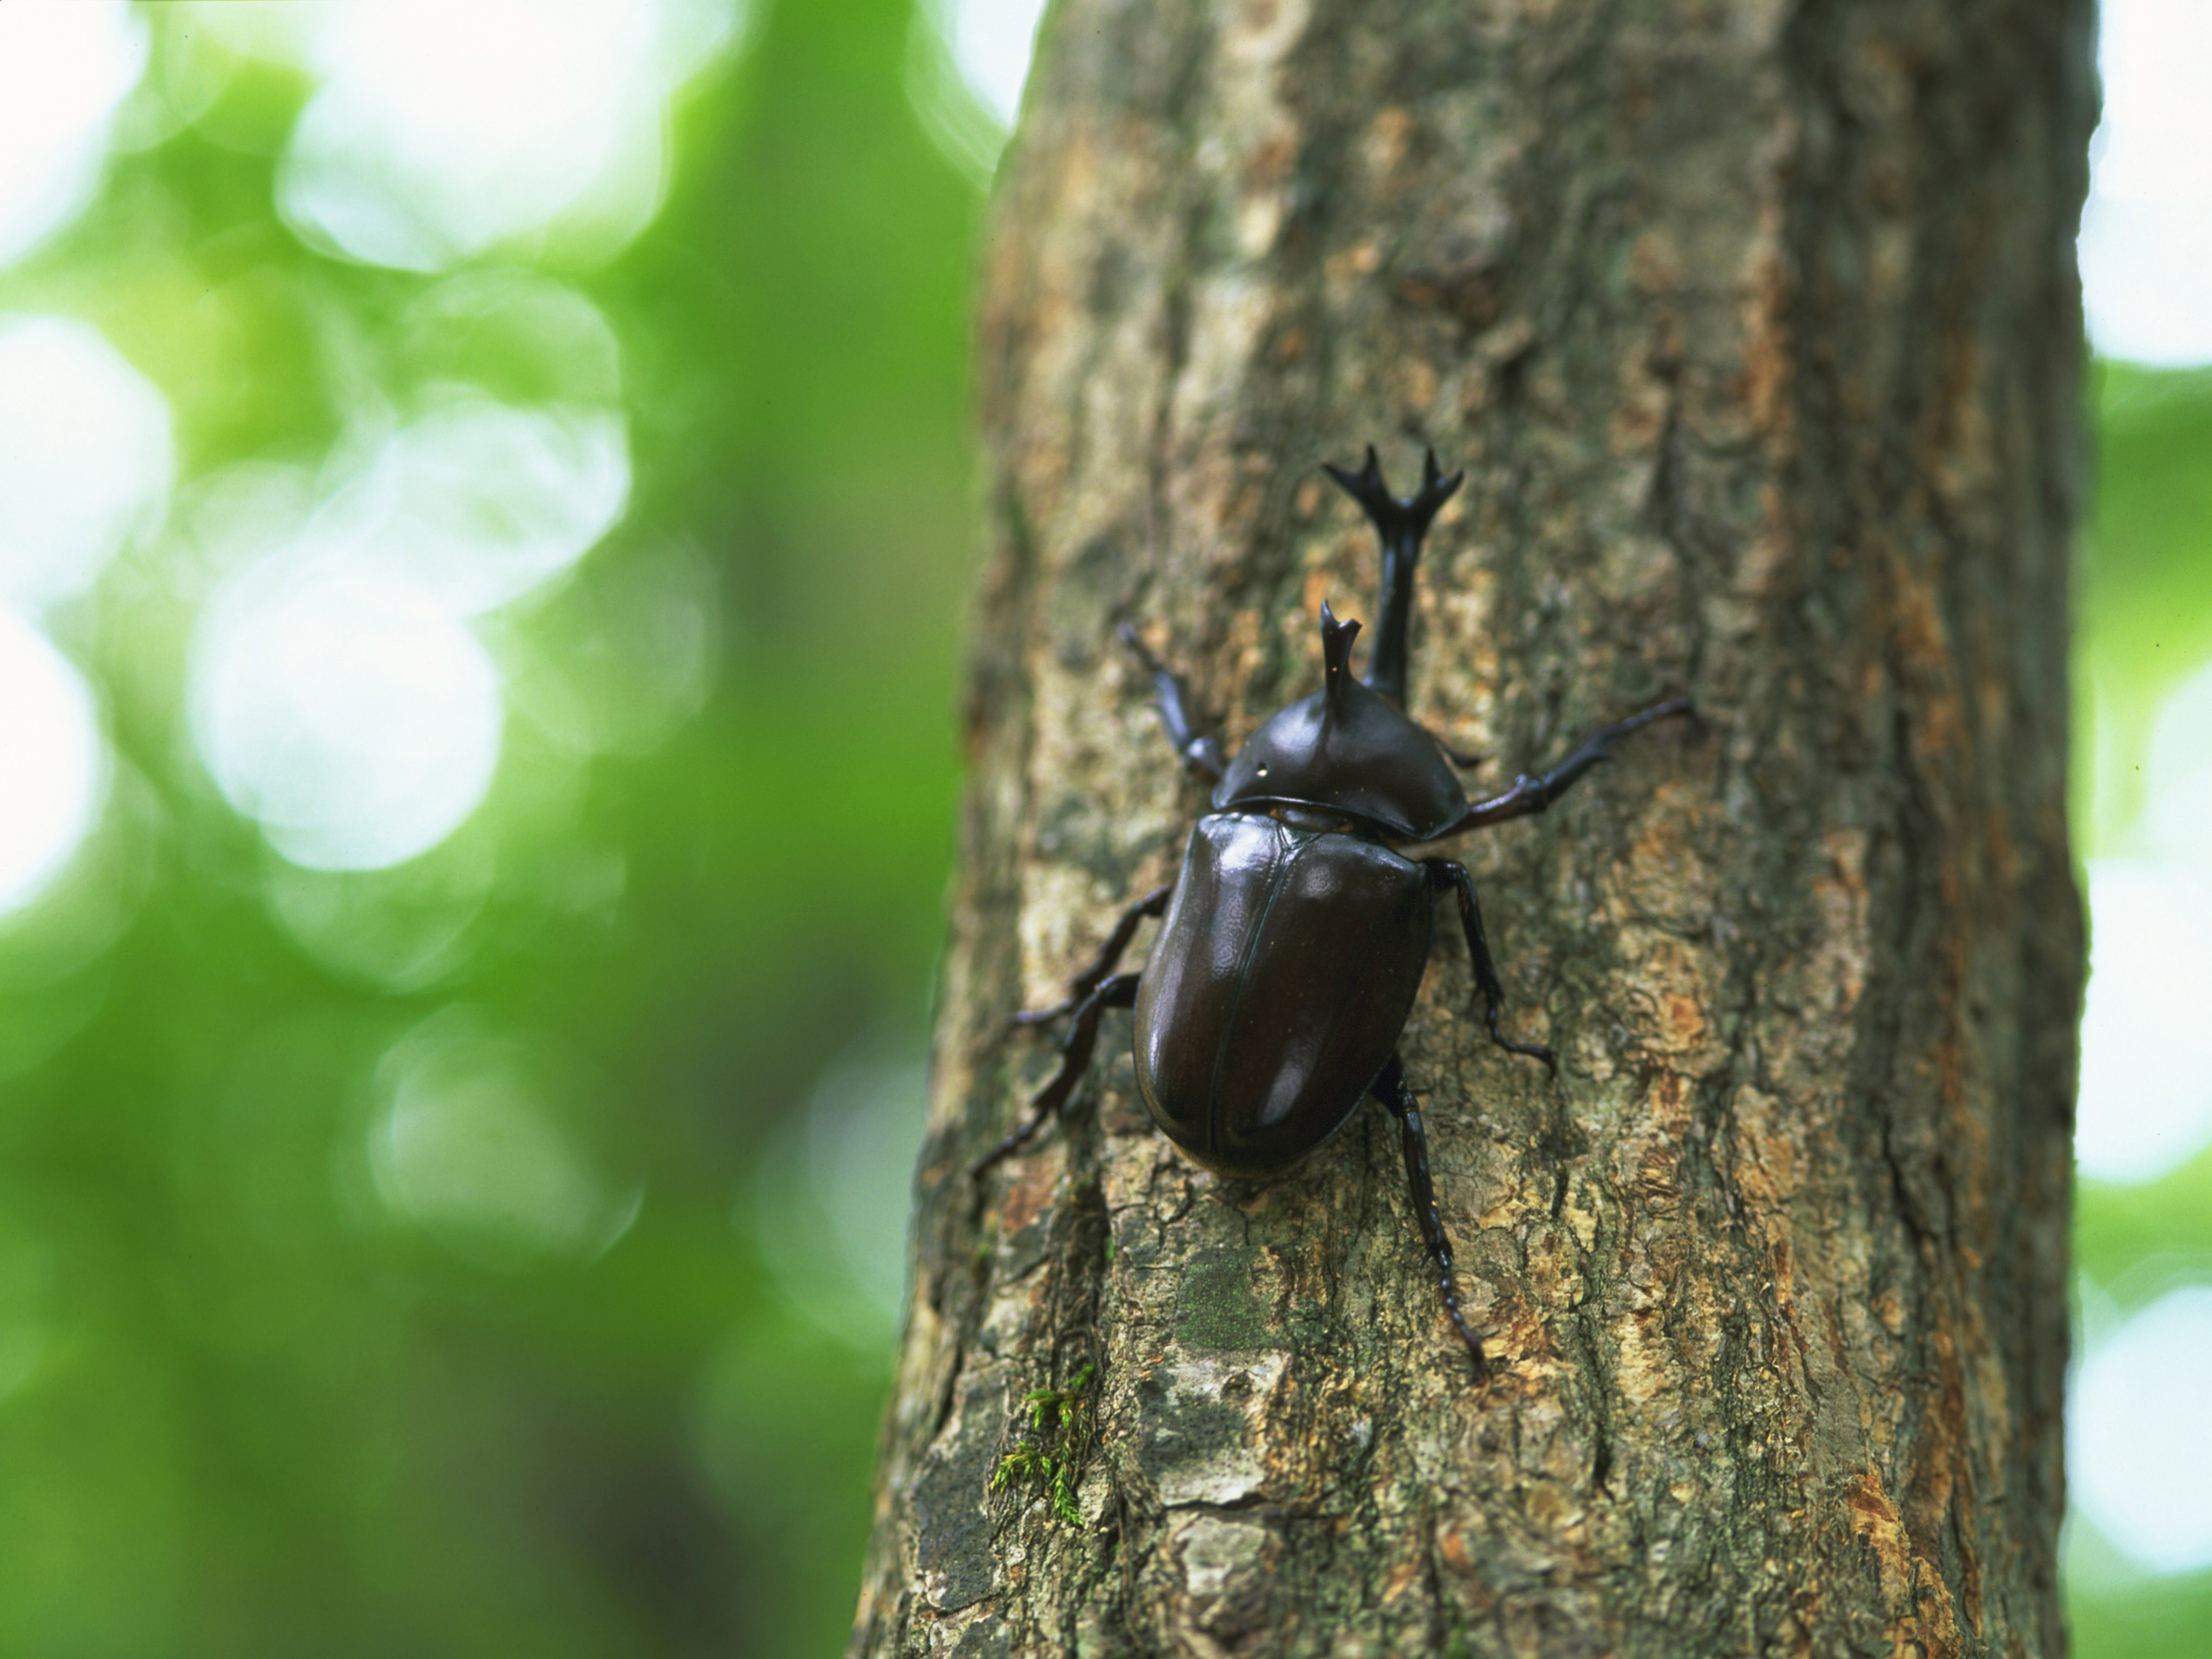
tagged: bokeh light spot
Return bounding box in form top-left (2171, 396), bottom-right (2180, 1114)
top-left (190, 558), bottom-right (504, 872)
top-left (2080, 0), bottom-right (2212, 365)
top-left (0, 1), bottom-right (147, 267)
top-left (0, 609), bottom-right (106, 920)
top-left (907, 0), bottom-right (1044, 185)
top-left (368, 1009), bottom-right (640, 1268)
top-left (754, 1052), bottom-right (923, 1348)
top-left (2078, 660), bottom-right (2212, 1184)
top-left (163, 459), bottom-right (319, 599)
top-left (2075, 861), bottom-right (2212, 1184)
top-left (950, 0), bottom-right (1046, 129)
top-left (2071, 1285), bottom-right (2212, 1573)
top-left (324, 400), bottom-right (630, 619)
top-left (276, 0), bottom-right (746, 272)
top-left (183, 392), bottom-right (627, 872)
top-left (108, 6), bottom-right (232, 156)
top-left (0, 316), bottom-right (174, 610)
top-left (398, 271), bottom-right (624, 408)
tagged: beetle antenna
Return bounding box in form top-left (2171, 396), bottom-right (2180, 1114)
top-left (1321, 445), bottom-right (1463, 709)
top-left (1318, 601), bottom-right (1361, 705)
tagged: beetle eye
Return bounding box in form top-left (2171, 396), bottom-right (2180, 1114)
top-left (1256, 764), bottom-right (1269, 777)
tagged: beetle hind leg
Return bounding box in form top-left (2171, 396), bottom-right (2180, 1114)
top-left (1371, 1056), bottom-right (1487, 1379)
top-left (973, 972), bottom-right (1139, 1178)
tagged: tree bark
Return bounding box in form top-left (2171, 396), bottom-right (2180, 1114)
top-left (852, 0), bottom-right (2090, 1653)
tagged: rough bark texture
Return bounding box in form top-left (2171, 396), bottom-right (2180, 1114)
top-left (852, 1), bottom-right (2091, 1654)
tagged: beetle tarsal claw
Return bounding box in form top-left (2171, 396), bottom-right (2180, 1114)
top-left (1522, 1044), bottom-right (1560, 1076)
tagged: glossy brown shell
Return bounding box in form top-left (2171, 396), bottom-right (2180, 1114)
top-left (1133, 813), bottom-right (1433, 1177)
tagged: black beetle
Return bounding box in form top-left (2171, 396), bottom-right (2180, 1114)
top-left (976, 448), bottom-right (1688, 1373)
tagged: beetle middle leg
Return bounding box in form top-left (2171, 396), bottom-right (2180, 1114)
top-left (974, 973), bottom-right (1140, 1178)
top-left (1425, 859), bottom-right (1557, 1075)
top-left (1009, 884), bottom-right (1171, 1027)
top-left (1370, 1056), bottom-right (1487, 1378)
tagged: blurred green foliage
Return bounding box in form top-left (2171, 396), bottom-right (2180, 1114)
top-left (1, 1), bottom-right (980, 1654)
top-left (2068, 361), bottom-right (2212, 1654)
top-left (2076, 363), bottom-right (2212, 853)
top-left (2, 2), bottom-right (2209, 1653)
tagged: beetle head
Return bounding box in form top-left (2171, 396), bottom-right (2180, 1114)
top-left (1212, 601), bottom-right (1468, 840)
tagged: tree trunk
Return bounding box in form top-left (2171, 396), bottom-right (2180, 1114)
top-left (852, 0), bottom-right (2090, 1653)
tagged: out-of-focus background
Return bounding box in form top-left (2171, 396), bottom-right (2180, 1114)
top-left (0, 0), bottom-right (2203, 1653)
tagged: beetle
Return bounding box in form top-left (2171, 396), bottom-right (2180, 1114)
top-left (975, 447), bottom-right (1689, 1374)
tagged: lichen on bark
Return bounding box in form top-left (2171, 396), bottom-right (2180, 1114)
top-left (851, 1), bottom-right (2092, 1654)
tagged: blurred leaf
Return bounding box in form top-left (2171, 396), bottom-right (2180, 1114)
top-left (2078, 1143), bottom-right (2212, 1298)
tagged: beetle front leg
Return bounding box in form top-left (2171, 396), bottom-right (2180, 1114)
top-left (1425, 859), bottom-right (1557, 1075)
top-left (1370, 1056), bottom-right (1487, 1379)
top-left (1448, 698), bottom-right (1692, 832)
top-left (1118, 624), bottom-right (1226, 782)
top-left (974, 972), bottom-right (1140, 1178)
top-left (1010, 884), bottom-right (1172, 1027)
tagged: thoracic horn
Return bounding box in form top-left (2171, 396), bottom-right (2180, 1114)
top-left (1318, 601), bottom-right (1361, 705)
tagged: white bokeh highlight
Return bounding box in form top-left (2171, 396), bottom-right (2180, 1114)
top-left (906, 0), bottom-right (1046, 184)
top-left (950, 0), bottom-right (1047, 129)
top-left (192, 559), bottom-right (504, 873)
top-left (2078, 659), bottom-right (2212, 1184)
top-left (0, 316), bottom-right (175, 611)
top-left (2071, 1286), bottom-right (2212, 1573)
top-left (0, 1), bottom-right (147, 268)
top-left (319, 402), bottom-right (630, 618)
top-left (2076, 862), bottom-right (2212, 1183)
top-left (277, 0), bottom-right (745, 272)
top-left (186, 400), bottom-right (629, 872)
top-left (0, 316), bottom-right (166, 918)
top-left (0, 609), bottom-right (106, 919)
top-left (2080, 0), bottom-right (2212, 365)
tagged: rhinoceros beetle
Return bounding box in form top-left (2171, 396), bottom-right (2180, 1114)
top-left (976, 447), bottom-right (1688, 1374)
